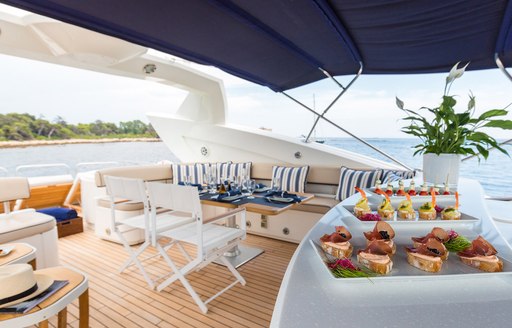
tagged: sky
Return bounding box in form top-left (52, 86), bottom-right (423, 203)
top-left (0, 5), bottom-right (511, 139)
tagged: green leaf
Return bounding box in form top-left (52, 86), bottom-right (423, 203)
top-left (484, 120), bottom-right (512, 129)
top-left (396, 97), bottom-right (404, 110)
top-left (468, 95), bottom-right (476, 110)
top-left (478, 109), bottom-right (508, 120)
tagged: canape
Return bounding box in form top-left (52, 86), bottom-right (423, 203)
top-left (320, 226), bottom-right (353, 258)
top-left (406, 238), bottom-right (446, 272)
top-left (418, 188), bottom-right (437, 220)
top-left (457, 236), bottom-right (503, 272)
top-left (363, 221), bottom-right (396, 254)
top-left (357, 240), bottom-right (393, 274)
top-left (397, 193), bottom-right (415, 219)
top-left (353, 187), bottom-right (371, 218)
top-left (441, 191), bottom-right (461, 220)
top-left (411, 227), bottom-right (450, 260)
top-left (376, 189), bottom-right (394, 220)
top-left (407, 180), bottom-right (417, 196)
top-left (396, 180), bottom-right (406, 196)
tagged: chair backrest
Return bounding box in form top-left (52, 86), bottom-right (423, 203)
top-left (147, 182), bottom-right (202, 216)
top-left (146, 182), bottom-right (202, 249)
top-left (0, 177), bottom-right (30, 214)
top-left (104, 176), bottom-right (150, 236)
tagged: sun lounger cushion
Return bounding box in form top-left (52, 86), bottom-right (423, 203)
top-left (381, 169), bottom-right (416, 183)
top-left (335, 167), bottom-right (382, 201)
top-left (271, 166), bottom-right (309, 193)
top-left (217, 162), bottom-right (251, 182)
top-left (97, 197), bottom-right (144, 211)
top-left (0, 209), bottom-right (56, 243)
top-left (36, 207), bottom-right (78, 222)
top-left (293, 196), bottom-right (339, 214)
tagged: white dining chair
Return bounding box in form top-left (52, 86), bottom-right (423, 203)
top-left (104, 176), bottom-right (195, 289)
top-left (146, 182), bottom-right (246, 314)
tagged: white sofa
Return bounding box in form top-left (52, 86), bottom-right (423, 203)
top-left (0, 177), bottom-right (59, 268)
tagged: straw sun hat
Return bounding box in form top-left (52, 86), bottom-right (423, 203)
top-left (0, 264), bottom-right (54, 308)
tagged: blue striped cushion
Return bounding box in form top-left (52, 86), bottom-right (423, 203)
top-left (381, 169), bottom-right (416, 183)
top-left (271, 166), bottom-right (309, 193)
top-left (217, 162), bottom-right (251, 183)
top-left (172, 163), bottom-right (209, 185)
top-left (335, 167), bottom-right (382, 201)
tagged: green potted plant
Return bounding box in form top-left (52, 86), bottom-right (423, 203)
top-left (396, 62), bottom-right (512, 185)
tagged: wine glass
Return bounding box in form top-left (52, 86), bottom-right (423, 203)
top-left (272, 176), bottom-right (281, 192)
top-left (247, 180), bottom-right (256, 199)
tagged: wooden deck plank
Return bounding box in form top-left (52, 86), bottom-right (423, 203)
top-left (52, 227), bottom-right (296, 327)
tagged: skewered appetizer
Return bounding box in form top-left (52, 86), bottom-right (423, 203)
top-left (320, 226), bottom-right (353, 258)
top-left (418, 189), bottom-right (437, 220)
top-left (397, 193), bottom-right (415, 219)
top-left (441, 192), bottom-right (461, 220)
top-left (411, 227), bottom-right (450, 260)
top-left (374, 179), bottom-right (383, 194)
top-left (357, 240), bottom-right (394, 274)
top-left (433, 185), bottom-right (440, 195)
top-left (353, 187), bottom-right (371, 218)
top-left (385, 183), bottom-right (394, 196)
top-left (376, 189), bottom-right (395, 220)
top-left (406, 238), bottom-right (447, 272)
top-left (364, 221), bottom-right (396, 254)
top-left (408, 180), bottom-right (417, 196)
top-left (419, 183), bottom-right (429, 196)
top-left (396, 180), bottom-right (406, 196)
top-left (457, 236), bottom-right (503, 272)
top-left (442, 183), bottom-right (451, 195)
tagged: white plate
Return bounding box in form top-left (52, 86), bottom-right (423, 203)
top-left (254, 187), bottom-right (271, 193)
top-left (0, 245), bottom-right (15, 257)
top-left (266, 197), bottom-right (294, 203)
top-left (221, 194), bottom-right (245, 202)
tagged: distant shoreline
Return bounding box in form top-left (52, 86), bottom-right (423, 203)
top-left (0, 138), bottom-right (161, 149)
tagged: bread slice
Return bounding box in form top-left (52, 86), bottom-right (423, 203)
top-left (377, 209), bottom-right (394, 220)
top-left (406, 251), bottom-right (443, 272)
top-left (354, 206), bottom-right (371, 218)
top-left (321, 241), bottom-right (353, 258)
top-left (418, 210), bottom-right (436, 220)
top-left (459, 255), bottom-right (503, 272)
top-left (398, 209), bottom-right (415, 220)
top-left (412, 241), bottom-right (449, 261)
top-left (357, 252), bottom-right (393, 274)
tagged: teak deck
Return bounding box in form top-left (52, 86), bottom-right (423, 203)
top-left (31, 227), bottom-right (297, 327)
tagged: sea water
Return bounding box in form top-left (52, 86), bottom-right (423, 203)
top-left (0, 139), bottom-right (510, 197)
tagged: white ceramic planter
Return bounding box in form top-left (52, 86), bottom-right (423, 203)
top-left (422, 153), bottom-right (461, 186)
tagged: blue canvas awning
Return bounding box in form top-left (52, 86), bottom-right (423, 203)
top-left (1, 0), bottom-right (511, 91)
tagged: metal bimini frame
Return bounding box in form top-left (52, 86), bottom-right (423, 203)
top-left (281, 63), bottom-right (414, 171)
top-left (496, 54), bottom-right (512, 83)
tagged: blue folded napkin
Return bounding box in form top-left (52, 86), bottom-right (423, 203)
top-left (217, 190), bottom-right (242, 201)
top-left (37, 207), bottom-right (78, 222)
top-left (265, 191), bottom-right (302, 203)
top-left (178, 182), bottom-right (203, 191)
top-left (255, 183), bottom-right (267, 189)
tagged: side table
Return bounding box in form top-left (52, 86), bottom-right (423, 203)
top-left (0, 266), bottom-right (89, 328)
top-left (0, 243), bottom-right (36, 269)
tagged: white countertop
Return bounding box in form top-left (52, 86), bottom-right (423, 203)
top-left (271, 178), bottom-right (512, 328)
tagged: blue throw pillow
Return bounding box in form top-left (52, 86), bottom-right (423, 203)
top-left (271, 166), bottom-right (309, 193)
top-left (335, 167), bottom-right (382, 201)
top-left (381, 169), bottom-right (416, 183)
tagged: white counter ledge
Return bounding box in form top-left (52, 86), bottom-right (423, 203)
top-left (271, 178), bottom-right (512, 328)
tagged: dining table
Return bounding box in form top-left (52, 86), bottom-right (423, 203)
top-left (200, 189), bottom-right (314, 267)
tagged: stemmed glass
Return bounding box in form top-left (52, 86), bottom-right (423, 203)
top-left (247, 180), bottom-right (256, 199)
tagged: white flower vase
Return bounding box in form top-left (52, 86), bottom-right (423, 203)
top-left (422, 153), bottom-right (461, 186)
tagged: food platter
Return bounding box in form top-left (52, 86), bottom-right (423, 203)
top-left (310, 235), bottom-right (512, 281)
top-left (342, 205), bottom-right (478, 225)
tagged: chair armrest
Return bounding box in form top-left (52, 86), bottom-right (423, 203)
top-left (204, 207), bottom-right (246, 224)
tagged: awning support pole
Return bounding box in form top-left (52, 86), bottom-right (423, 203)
top-left (302, 63), bottom-right (363, 143)
top-left (462, 138), bottom-right (512, 162)
top-left (281, 90), bottom-right (414, 171)
top-left (495, 54), bottom-right (512, 83)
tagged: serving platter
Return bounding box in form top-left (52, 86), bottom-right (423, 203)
top-left (310, 235), bottom-right (512, 281)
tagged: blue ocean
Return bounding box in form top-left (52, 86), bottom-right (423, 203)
top-left (0, 139), bottom-right (510, 197)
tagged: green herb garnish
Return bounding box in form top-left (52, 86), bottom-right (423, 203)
top-left (328, 258), bottom-right (375, 278)
top-left (444, 235), bottom-right (472, 252)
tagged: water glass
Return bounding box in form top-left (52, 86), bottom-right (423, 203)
top-left (247, 180), bottom-right (256, 198)
top-left (272, 176), bottom-right (281, 191)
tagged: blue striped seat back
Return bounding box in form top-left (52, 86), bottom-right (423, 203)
top-left (172, 163), bottom-right (210, 185)
top-left (335, 167), bottom-right (382, 201)
top-left (381, 169), bottom-right (416, 183)
top-left (271, 166), bottom-right (309, 193)
top-left (217, 162), bottom-right (251, 183)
